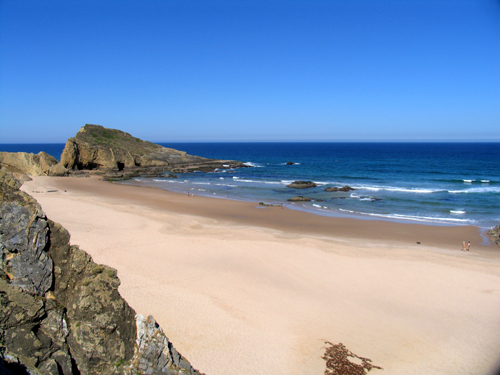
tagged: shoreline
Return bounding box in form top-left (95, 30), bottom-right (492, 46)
top-left (27, 175), bottom-right (493, 252)
top-left (123, 178), bottom-right (496, 230)
top-left (20, 175), bottom-right (500, 375)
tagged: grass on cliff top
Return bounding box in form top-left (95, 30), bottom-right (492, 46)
top-left (77, 124), bottom-right (160, 151)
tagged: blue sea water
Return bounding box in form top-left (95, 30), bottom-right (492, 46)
top-left (2, 142), bottom-right (499, 229)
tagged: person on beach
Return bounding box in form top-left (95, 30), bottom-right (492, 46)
top-left (468, 241), bottom-right (471, 251)
top-left (462, 241), bottom-right (466, 251)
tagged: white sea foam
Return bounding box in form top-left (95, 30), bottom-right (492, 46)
top-left (463, 179), bottom-right (475, 183)
top-left (481, 180), bottom-right (490, 183)
top-left (214, 183), bottom-right (238, 187)
top-left (356, 185), bottom-right (441, 193)
top-left (450, 210), bottom-right (466, 214)
top-left (338, 208), bottom-right (355, 213)
top-left (193, 182), bottom-right (211, 185)
top-left (235, 179), bottom-right (282, 185)
top-left (364, 212), bottom-right (469, 224)
top-left (312, 204), bottom-right (329, 209)
top-left (244, 162), bottom-right (264, 167)
top-left (449, 187), bottom-right (500, 194)
top-left (220, 177), bottom-right (224, 179)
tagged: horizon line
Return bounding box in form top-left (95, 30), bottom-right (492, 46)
top-left (2, 140), bottom-right (500, 145)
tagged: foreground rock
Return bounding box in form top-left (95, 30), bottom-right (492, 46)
top-left (325, 185), bottom-right (355, 192)
top-left (0, 152), bottom-right (67, 177)
top-left (0, 170), bottom-right (203, 374)
top-left (61, 124), bottom-right (245, 174)
top-left (286, 181), bottom-right (317, 189)
top-left (486, 226), bottom-right (500, 247)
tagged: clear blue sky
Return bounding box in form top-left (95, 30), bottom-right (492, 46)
top-left (1, 0), bottom-right (499, 143)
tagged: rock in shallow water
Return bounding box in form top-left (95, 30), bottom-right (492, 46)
top-left (286, 181), bottom-right (317, 189)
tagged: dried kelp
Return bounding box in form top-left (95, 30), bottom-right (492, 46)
top-left (323, 342), bottom-right (382, 375)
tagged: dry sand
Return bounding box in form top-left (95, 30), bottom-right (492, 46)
top-left (21, 176), bottom-right (500, 375)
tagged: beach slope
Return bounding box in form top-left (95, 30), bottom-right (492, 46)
top-left (21, 176), bottom-right (500, 375)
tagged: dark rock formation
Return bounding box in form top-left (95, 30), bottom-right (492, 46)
top-left (286, 162), bottom-right (295, 165)
top-left (0, 152), bottom-right (67, 177)
top-left (0, 170), bottom-right (203, 374)
top-left (286, 181), bottom-right (317, 189)
top-left (287, 196), bottom-right (313, 202)
top-left (325, 185), bottom-right (355, 192)
top-left (486, 226), bottom-right (500, 247)
top-left (61, 124), bottom-right (245, 174)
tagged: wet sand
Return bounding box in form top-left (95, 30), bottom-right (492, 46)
top-left (22, 176), bottom-right (500, 375)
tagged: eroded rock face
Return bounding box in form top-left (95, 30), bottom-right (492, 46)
top-left (0, 170), bottom-right (52, 295)
top-left (134, 314), bottom-right (198, 375)
top-left (0, 170), bottom-right (204, 374)
top-left (0, 151), bottom-right (65, 177)
top-left (61, 124), bottom-right (245, 174)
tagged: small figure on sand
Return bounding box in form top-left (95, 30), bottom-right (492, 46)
top-left (462, 241), bottom-right (466, 251)
top-left (468, 241), bottom-right (471, 251)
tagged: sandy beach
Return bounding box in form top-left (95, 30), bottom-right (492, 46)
top-left (21, 176), bottom-right (500, 375)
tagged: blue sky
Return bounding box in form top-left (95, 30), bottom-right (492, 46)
top-left (1, 0), bottom-right (499, 143)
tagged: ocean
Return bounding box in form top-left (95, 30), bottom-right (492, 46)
top-left (2, 142), bottom-right (499, 229)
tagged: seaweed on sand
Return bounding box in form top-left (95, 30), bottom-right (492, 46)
top-left (322, 342), bottom-right (382, 375)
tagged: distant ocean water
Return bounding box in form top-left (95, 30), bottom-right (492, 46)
top-left (2, 142), bottom-right (499, 229)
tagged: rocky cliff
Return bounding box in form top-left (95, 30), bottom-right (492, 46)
top-left (0, 170), bottom-right (204, 375)
top-left (61, 124), bottom-right (245, 174)
top-left (0, 152), bottom-right (66, 178)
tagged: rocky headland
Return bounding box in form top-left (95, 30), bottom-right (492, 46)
top-left (0, 170), bottom-right (204, 374)
top-left (60, 124), bottom-right (246, 177)
top-left (0, 124), bottom-right (248, 181)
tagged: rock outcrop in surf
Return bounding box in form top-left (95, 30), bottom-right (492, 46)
top-left (325, 185), bottom-right (355, 192)
top-left (286, 181), bottom-right (317, 189)
top-left (60, 124), bottom-right (245, 174)
top-left (0, 170), bottom-right (204, 375)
